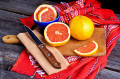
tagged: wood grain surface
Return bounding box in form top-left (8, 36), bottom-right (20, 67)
top-left (57, 28), bottom-right (106, 56)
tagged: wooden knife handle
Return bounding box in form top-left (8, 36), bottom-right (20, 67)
top-left (2, 27), bottom-right (40, 44)
top-left (38, 44), bottom-right (61, 69)
top-left (2, 35), bottom-right (22, 44)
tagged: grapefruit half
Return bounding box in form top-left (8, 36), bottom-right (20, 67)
top-left (34, 4), bottom-right (57, 22)
top-left (74, 41), bottom-right (98, 57)
top-left (44, 22), bottom-right (70, 46)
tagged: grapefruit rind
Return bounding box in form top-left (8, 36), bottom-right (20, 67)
top-left (74, 41), bottom-right (98, 57)
top-left (44, 22), bottom-right (71, 46)
top-left (34, 4), bottom-right (57, 21)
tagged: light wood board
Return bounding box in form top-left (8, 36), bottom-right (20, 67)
top-left (56, 28), bottom-right (106, 57)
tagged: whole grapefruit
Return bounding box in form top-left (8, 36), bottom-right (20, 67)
top-left (69, 15), bottom-right (94, 40)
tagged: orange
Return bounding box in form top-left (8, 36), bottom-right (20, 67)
top-left (44, 22), bottom-right (70, 46)
top-left (34, 4), bottom-right (57, 22)
top-left (74, 41), bottom-right (98, 57)
top-left (69, 15), bottom-right (94, 40)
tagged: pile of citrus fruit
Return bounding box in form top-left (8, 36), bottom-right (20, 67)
top-left (34, 4), bottom-right (71, 47)
top-left (34, 4), bottom-right (98, 57)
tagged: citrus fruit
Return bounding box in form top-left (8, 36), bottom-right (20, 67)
top-left (34, 4), bottom-right (57, 22)
top-left (74, 41), bottom-right (98, 57)
top-left (37, 7), bottom-right (49, 22)
top-left (69, 15), bottom-right (94, 40)
top-left (44, 22), bottom-right (70, 46)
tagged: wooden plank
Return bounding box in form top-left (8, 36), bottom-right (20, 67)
top-left (56, 28), bottom-right (106, 56)
top-left (95, 68), bottom-right (120, 79)
top-left (0, 0), bottom-right (57, 16)
top-left (1, 69), bottom-right (30, 79)
top-left (0, 10), bottom-right (26, 68)
top-left (0, 0), bottom-right (119, 17)
top-left (116, 14), bottom-right (120, 20)
top-left (106, 38), bottom-right (120, 71)
top-left (1, 67), bottom-right (120, 79)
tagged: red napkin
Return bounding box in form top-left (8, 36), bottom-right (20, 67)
top-left (11, 0), bottom-right (120, 79)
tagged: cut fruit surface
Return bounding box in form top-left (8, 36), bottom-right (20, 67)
top-left (74, 41), bottom-right (98, 56)
top-left (34, 4), bottom-right (57, 22)
top-left (44, 22), bottom-right (70, 46)
top-left (38, 7), bottom-right (48, 22)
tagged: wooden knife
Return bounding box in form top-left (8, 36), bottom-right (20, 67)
top-left (24, 26), bottom-right (61, 69)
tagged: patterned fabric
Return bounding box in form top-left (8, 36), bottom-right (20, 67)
top-left (11, 0), bottom-right (120, 79)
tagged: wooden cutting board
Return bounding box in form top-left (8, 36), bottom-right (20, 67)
top-left (56, 28), bottom-right (106, 57)
top-left (17, 30), bottom-right (69, 75)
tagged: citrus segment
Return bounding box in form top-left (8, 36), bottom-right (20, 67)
top-left (44, 22), bottom-right (70, 46)
top-left (34, 4), bottom-right (57, 22)
top-left (69, 15), bottom-right (94, 40)
top-left (74, 41), bottom-right (98, 56)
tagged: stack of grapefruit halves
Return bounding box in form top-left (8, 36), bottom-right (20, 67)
top-left (34, 4), bottom-right (57, 22)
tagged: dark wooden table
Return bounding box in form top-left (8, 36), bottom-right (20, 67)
top-left (0, 0), bottom-right (120, 79)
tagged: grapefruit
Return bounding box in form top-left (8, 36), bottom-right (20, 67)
top-left (34, 4), bottom-right (57, 22)
top-left (69, 15), bottom-right (94, 40)
top-left (44, 22), bottom-right (70, 46)
top-left (74, 41), bottom-right (98, 57)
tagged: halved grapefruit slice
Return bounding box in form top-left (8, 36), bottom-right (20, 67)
top-left (74, 41), bottom-right (98, 57)
top-left (44, 22), bottom-right (71, 46)
top-left (37, 7), bottom-right (49, 22)
top-left (34, 4), bottom-right (57, 22)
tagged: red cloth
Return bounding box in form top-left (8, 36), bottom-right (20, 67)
top-left (11, 0), bottom-right (120, 79)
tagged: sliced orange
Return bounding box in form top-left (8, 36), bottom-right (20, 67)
top-left (44, 22), bottom-right (70, 46)
top-left (34, 4), bottom-right (57, 22)
top-left (74, 41), bottom-right (98, 57)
